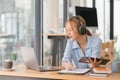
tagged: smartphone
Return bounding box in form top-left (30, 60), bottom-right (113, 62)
top-left (79, 57), bottom-right (110, 65)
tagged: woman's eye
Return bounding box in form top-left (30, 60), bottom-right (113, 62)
top-left (66, 29), bottom-right (72, 33)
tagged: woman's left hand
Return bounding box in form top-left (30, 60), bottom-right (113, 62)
top-left (87, 57), bottom-right (102, 68)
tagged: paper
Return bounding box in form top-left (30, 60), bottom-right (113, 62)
top-left (89, 71), bottom-right (110, 77)
top-left (58, 69), bottom-right (90, 74)
top-left (93, 68), bottom-right (111, 74)
top-left (88, 68), bottom-right (111, 77)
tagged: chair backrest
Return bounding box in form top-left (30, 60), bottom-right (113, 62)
top-left (100, 40), bottom-right (114, 73)
top-left (101, 40), bottom-right (114, 61)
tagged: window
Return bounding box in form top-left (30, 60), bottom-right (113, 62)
top-left (114, 0), bottom-right (120, 61)
top-left (0, 0), bottom-right (35, 67)
top-left (43, 0), bottom-right (64, 66)
top-left (96, 0), bottom-right (110, 42)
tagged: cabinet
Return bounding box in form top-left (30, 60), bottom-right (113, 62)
top-left (43, 34), bottom-right (66, 66)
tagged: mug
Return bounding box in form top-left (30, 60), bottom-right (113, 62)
top-left (3, 60), bottom-right (13, 69)
top-left (112, 61), bottom-right (120, 72)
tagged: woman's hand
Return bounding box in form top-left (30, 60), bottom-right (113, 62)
top-left (86, 58), bottom-right (102, 68)
top-left (62, 61), bottom-right (74, 70)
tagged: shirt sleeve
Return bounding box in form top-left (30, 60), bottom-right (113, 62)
top-left (91, 38), bottom-right (102, 58)
top-left (62, 39), bottom-right (73, 63)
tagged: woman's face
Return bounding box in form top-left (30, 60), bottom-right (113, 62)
top-left (65, 22), bottom-right (80, 40)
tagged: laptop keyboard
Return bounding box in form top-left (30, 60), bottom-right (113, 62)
top-left (39, 66), bottom-right (60, 71)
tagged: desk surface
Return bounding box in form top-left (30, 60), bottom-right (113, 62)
top-left (43, 33), bottom-right (66, 39)
top-left (0, 34), bottom-right (15, 38)
top-left (0, 69), bottom-right (120, 80)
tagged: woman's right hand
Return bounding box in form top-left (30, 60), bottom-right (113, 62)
top-left (62, 61), bottom-right (74, 70)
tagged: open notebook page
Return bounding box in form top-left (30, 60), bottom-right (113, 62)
top-left (58, 69), bottom-right (90, 74)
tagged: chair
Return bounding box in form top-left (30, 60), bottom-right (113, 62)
top-left (100, 40), bottom-right (114, 73)
top-left (101, 40), bottom-right (114, 60)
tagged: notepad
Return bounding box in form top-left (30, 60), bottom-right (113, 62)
top-left (88, 67), bottom-right (111, 77)
top-left (58, 69), bottom-right (90, 74)
top-left (93, 67), bottom-right (110, 73)
top-left (89, 71), bottom-right (110, 77)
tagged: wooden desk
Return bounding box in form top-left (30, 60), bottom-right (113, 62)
top-left (43, 34), bottom-right (66, 37)
top-left (0, 69), bottom-right (120, 80)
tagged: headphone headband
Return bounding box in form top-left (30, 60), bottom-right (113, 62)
top-left (73, 16), bottom-right (87, 35)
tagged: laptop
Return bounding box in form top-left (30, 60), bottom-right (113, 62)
top-left (20, 47), bottom-right (60, 72)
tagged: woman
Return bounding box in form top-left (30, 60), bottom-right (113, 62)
top-left (62, 16), bottom-right (102, 70)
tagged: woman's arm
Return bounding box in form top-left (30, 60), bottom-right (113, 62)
top-left (61, 61), bottom-right (74, 70)
top-left (62, 39), bottom-right (74, 70)
top-left (89, 37), bottom-right (102, 68)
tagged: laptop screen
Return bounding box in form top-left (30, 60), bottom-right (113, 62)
top-left (20, 47), bottom-right (39, 71)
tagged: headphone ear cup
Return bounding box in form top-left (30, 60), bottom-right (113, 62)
top-left (78, 26), bottom-right (87, 35)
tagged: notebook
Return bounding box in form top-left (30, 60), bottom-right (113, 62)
top-left (20, 47), bottom-right (60, 72)
top-left (89, 71), bottom-right (110, 77)
top-left (88, 67), bottom-right (111, 77)
top-left (58, 69), bottom-right (90, 75)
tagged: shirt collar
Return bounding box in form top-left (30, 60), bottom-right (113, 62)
top-left (72, 40), bottom-right (79, 49)
top-left (86, 36), bottom-right (91, 49)
top-left (72, 36), bottom-right (92, 49)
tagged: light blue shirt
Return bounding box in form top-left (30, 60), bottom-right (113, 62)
top-left (62, 36), bottom-right (102, 69)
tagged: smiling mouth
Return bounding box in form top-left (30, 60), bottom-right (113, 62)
top-left (69, 36), bottom-right (73, 39)
top-left (69, 36), bottom-right (72, 38)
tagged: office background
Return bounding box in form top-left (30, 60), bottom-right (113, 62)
top-left (0, 0), bottom-right (119, 68)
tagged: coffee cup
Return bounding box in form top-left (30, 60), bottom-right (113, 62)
top-left (3, 60), bottom-right (13, 69)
